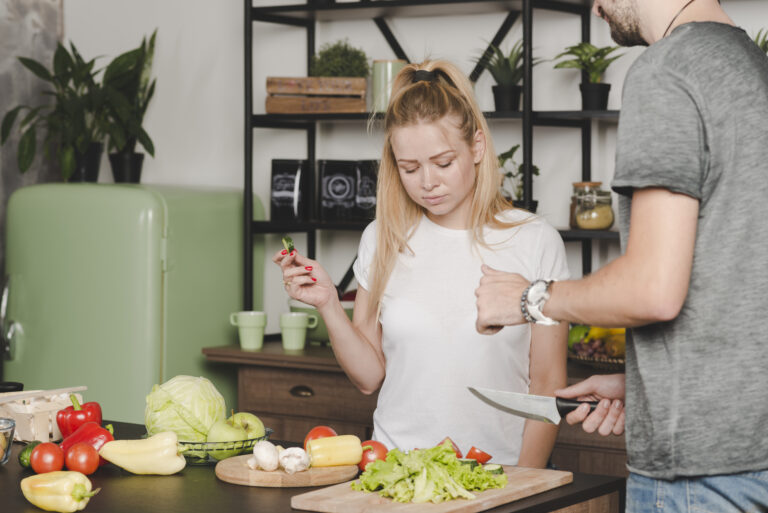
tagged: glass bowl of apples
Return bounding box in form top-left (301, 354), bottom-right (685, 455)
top-left (178, 412), bottom-right (272, 465)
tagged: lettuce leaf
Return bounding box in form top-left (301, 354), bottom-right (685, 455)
top-left (351, 440), bottom-right (507, 503)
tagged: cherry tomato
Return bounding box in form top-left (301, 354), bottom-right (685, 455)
top-left (359, 440), bottom-right (388, 471)
top-left (29, 442), bottom-right (64, 474)
top-left (465, 446), bottom-right (492, 464)
top-left (437, 437), bottom-right (462, 459)
top-left (64, 442), bottom-right (99, 475)
top-left (303, 425), bottom-right (338, 450)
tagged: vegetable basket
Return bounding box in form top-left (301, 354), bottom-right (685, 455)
top-left (0, 386), bottom-right (87, 442)
top-left (178, 428), bottom-right (273, 465)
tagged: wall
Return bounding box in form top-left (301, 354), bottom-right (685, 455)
top-left (58, 0), bottom-right (768, 333)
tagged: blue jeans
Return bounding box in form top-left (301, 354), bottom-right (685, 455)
top-left (627, 471), bottom-right (768, 513)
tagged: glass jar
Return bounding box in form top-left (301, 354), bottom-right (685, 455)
top-left (569, 182), bottom-right (603, 229)
top-left (575, 190), bottom-right (614, 230)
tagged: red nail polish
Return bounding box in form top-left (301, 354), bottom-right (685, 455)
top-left (311, 277), bottom-right (317, 282)
top-left (281, 249), bottom-right (287, 255)
top-left (290, 250), bottom-right (296, 256)
top-left (305, 266), bottom-right (313, 271)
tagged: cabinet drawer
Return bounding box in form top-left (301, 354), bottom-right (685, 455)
top-left (257, 414), bottom-right (373, 445)
top-left (238, 366), bottom-right (378, 425)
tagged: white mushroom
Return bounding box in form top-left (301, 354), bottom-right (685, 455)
top-left (248, 440), bottom-right (279, 471)
top-left (279, 447), bottom-right (310, 474)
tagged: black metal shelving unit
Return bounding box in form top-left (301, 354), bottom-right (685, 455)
top-left (243, 0), bottom-right (619, 310)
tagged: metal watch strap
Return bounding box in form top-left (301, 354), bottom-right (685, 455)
top-left (520, 279), bottom-right (559, 326)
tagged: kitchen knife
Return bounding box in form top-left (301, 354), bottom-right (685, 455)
top-left (468, 386), bottom-right (599, 424)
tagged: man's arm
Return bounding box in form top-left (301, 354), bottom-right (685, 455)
top-left (476, 187), bottom-right (699, 332)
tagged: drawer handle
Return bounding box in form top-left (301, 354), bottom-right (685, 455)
top-left (290, 385), bottom-right (314, 398)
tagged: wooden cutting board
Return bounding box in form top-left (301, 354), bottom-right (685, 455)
top-left (215, 455), bottom-right (358, 487)
top-left (290, 466), bottom-right (573, 513)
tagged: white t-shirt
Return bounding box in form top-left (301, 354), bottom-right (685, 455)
top-left (352, 210), bottom-right (569, 464)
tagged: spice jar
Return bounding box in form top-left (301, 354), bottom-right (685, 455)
top-left (569, 182), bottom-right (603, 229)
top-left (575, 190), bottom-right (614, 230)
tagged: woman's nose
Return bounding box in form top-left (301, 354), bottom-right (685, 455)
top-left (422, 167), bottom-right (437, 190)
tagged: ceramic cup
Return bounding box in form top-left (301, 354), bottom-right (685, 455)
top-left (230, 311), bottom-right (267, 351)
top-left (372, 59), bottom-right (407, 113)
top-left (0, 418), bottom-right (15, 465)
top-left (280, 312), bottom-right (318, 351)
top-left (289, 299), bottom-right (354, 343)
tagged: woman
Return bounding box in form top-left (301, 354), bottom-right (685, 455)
top-left (274, 60), bottom-right (568, 466)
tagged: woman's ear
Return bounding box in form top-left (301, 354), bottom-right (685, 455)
top-left (472, 129), bottom-right (486, 164)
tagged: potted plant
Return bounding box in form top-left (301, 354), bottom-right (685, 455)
top-left (498, 143), bottom-right (540, 212)
top-left (102, 30), bottom-right (157, 183)
top-left (553, 42), bottom-right (623, 110)
top-left (754, 29), bottom-right (768, 54)
top-left (266, 39), bottom-right (369, 114)
top-left (1, 42), bottom-right (109, 182)
top-left (477, 40), bottom-right (539, 112)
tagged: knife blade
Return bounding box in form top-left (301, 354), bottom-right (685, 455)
top-left (468, 386), bottom-right (598, 424)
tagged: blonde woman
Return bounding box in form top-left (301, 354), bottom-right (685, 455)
top-left (274, 60), bottom-right (568, 466)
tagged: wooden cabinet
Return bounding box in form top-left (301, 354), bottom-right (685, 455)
top-left (205, 342), bottom-right (627, 478)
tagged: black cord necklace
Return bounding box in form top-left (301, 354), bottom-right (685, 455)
top-left (663, 0), bottom-right (698, 38)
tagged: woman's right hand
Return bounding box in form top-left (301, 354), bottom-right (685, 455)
top-left (272, 248), bottom-right (337, 309)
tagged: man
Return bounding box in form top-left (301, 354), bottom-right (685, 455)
top-left (475, 0), bottom-right (768, 511)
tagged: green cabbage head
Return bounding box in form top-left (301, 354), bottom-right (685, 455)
top-left (145, 375), bottom-right (226, 441)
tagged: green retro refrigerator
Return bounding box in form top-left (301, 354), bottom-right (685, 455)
top-left (2, 184), bottom-right (264, 423)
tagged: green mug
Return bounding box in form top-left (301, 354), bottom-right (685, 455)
top-left (289, 300), bottom-right (354, 343)
top-left (230, 311), bottom-right (267, 351)
top-left (372, 59), bottom-right (407, 113)
top-left (280, 312), bottom-right (318, 351)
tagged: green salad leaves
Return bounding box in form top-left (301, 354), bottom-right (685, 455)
top-left (351, 440), bottom-right (507, 503)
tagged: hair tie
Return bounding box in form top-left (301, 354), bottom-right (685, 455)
top-left (412, 69), bottom-right (435, 83)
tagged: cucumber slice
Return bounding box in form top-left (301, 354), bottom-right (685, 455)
top-left (483, 463), bottom-right (503, 474)
top-left (282, 236), bottom-right (294, 252)
top-left (458, 458), bottom-right (478, 469)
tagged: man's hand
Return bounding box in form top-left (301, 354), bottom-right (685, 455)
top-left (555, 374), bottom-right (626, 436)
top-left (475, 265), bottom-right (530, 334)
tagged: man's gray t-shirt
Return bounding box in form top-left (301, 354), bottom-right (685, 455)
top-left (612, 23), bottom-right (768, 479)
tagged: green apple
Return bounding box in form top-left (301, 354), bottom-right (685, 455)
top-left (206, 418), bottom-right (248, 460)
top-left (230, 411), bottom-right (266, 439)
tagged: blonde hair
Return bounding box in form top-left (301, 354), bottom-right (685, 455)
top-left (367, 59), bottom-right (522, 317)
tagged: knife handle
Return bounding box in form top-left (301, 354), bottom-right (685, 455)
top-left (555, 398), bottom-right (599, 416)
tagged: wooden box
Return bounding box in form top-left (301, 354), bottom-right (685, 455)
top-left (0, 387), bottom-right (87, 442)
top-left (266, 77), bottom-right (367, 114)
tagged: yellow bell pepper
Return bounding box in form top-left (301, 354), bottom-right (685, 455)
top-left (306, 434), bottom-right (362, 467)
top-left (98, 431), bottom-right (186, 475)
top-left (21, 471), bottom-right (99, 513)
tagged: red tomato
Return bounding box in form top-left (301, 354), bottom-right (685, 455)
top-left (465, 446), bottom-right (492, 464)
top-left (30, 442), bottom-right (64, 474)
top-left (438, 437), bottom-right (462, 459)
top-left (359, 440), bottom-right (388, 471)
top-left (64, 442), bottom-right (99, 475)
top-left (303, 425), bottom-right (338, 450)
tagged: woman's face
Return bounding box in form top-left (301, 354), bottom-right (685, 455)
top-left (390, 115), bottom-right (485, 229)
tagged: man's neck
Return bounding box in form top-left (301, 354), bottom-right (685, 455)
top-left (646, 0), bottom-right (735, 44)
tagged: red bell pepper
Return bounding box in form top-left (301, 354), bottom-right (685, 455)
top-left (56, 394), bottom-right (103, 438)
top-left (59, 421), bottom-right (114, 466)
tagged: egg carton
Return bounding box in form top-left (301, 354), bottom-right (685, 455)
top-left (0, 386), bottom-right (87, 442)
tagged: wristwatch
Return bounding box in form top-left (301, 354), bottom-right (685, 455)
top-left (520, 279), bottom-right (559, 326)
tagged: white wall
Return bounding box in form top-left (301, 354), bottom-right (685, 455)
top-left (63, 0), bottom-right (768, 333)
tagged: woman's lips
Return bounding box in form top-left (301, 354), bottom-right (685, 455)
top-left (423, 195), bottom-right (446, 205)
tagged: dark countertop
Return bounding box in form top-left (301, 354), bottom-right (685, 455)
top-left (2, 422), bottom-right (624, 513)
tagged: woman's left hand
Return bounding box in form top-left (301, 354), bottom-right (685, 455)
top-left (272, 249), bottom-right (337, 309)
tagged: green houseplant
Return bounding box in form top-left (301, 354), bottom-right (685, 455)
top-left (754, 29), bottom-right (768, 54)
top-left (478, 40), bottom-right (540, 112)
top-left (1, 42), bottom-right (109, 182)
top-left (553, 42), bottom-right (623, 110)
top-left (310, 39), bottom-right (369, 77)
top-left (102, 30), bottom-right (157, 183)
top-left (498, 143), bottom-right (540, 212)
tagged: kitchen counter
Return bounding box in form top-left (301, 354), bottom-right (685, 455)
top-left (2, 422), bottom-right (625, 513)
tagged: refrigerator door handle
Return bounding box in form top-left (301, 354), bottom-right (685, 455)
top-left (0, 277), bottom-right (8, 328)
top-left (0, 278), bottom-right (20, 360)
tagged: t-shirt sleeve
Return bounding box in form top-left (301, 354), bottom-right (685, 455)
top-left (352, 221), bottom-right (377, 291)
top-left (535, 222), bottom-right (570, 282)
top-left (611, 60), bottom-right (707, 200)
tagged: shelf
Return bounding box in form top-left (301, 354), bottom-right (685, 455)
top-left (252, 220), bottom-right (370, 234)
top-left (251, 110), bottom-right (619, 128)
top-left (558, 229), bottom-right (620, 242)
top-left (251, 0), bottom-right (592, 23)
